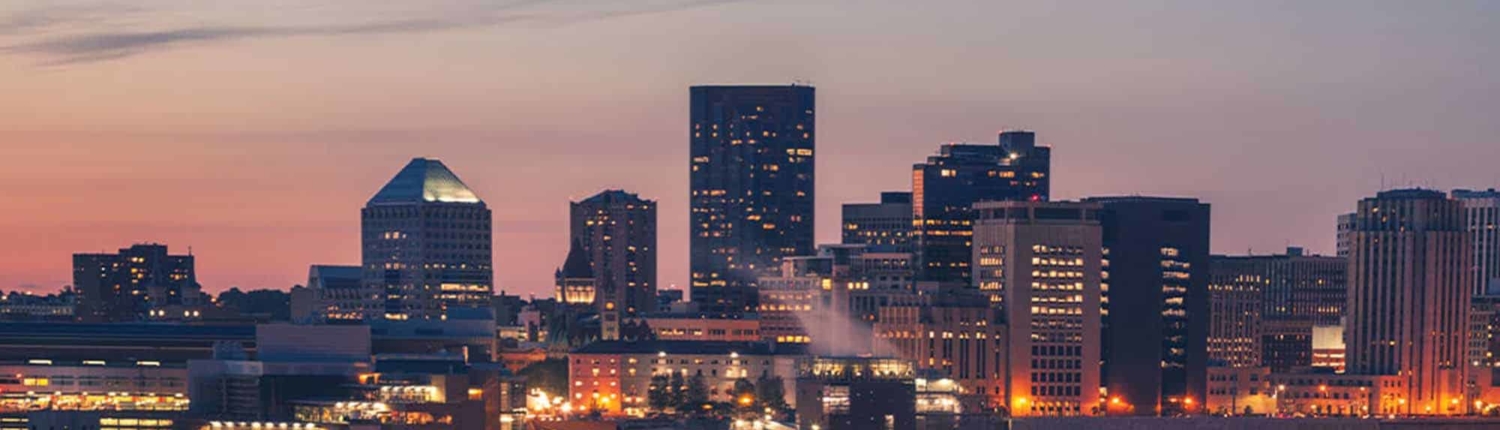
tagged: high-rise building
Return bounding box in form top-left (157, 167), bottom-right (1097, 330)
top-left (1453, 189), bottom-right (1500, 295)
top-left (73, 243), bottom-right (203, 323)
top-left (1084, 196), bottom-right (1210, 416)
top-left (362, 158), bottom-right (492, 321)
top-left (842, 191), bottom-right (913, 253)
top-left (1345, 189), bottom-right (1471, 415)
top-left (689, 85), bottom-right (816, 316)
top-left (1205, 266), bottom-right (1261, 369)
top-left (570, 190), bottom-right (658, 316)
top-left (972, 200), bottom-right (1102, 416)
top-left (913, 131), bottom-right (1050, 285)
top-left (1210, 248), bottom-right (1345, 371)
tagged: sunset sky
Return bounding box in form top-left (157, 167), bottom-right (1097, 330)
top-left (3, 0), bottom-right (1498, 296)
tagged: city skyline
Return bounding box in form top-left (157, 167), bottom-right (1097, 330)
top-left (5, 1), bottom-right (1500, 296)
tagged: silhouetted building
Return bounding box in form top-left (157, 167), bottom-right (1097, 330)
top-left (913, 131), bottom-right (1050, 285)
top-left (1345, 189), bottom-right (1470, 415)
top-left (1210, 248), bottom-right (1345, 371)
top-left (570, 190), bottom-right (658, 318)
top-left (1085, 196), bottom-right (1210, 416)
top-left (795, 357), bottom-right (916, 430)
top-left (1259, 319), bottom-right (1311, 372)
top-left (73, 243), bottom-right (204, 323)
top-left (973, 201), bottom-right (1103, 416)
top-left (362, 158), bottom-right (492, 321)
top-left (656, 289), bottom-right (684, 309)
top-left (689, 85), bottom-right (816, 316)
top-left (0, 322), bottom-right (255, 363)
top-left (1454, 189), bottom-right (1500, 295)
top-left (1337, 212), bottom-right (1356, 258)
top-left (842, 191), bottom-right (913, 253)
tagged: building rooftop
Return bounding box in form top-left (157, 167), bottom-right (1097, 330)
top-left (578, 189), bottom-right (653, 206)
top-left (1082, 195), bottom-right (1204, 204)
top-left (1372, 188), bottom-right (1446, 200)
top-left (0, 322), bottom-right (255, 340)
top-left (1453, 188), bottom-right (1500, 199)
top-left (310, 265), bottom-right (361, 279)
top-left (558, 239), bottom-right (593, 279)
top-left (368, 158), bottom-right (482, 206)
top-left (572, 340), bottom-right (806, 356)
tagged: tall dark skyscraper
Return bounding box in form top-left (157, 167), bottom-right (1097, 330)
top-left (362, 158), bottom-right (493, 321)
top-left (913, 131), bottom-right (1050, 285)
top-left (1345, 189), bottom-right (1470, 414)
top-left (841, 191), bottom-right (913, 253)
top-left (1085, 196), bottom-right (1210, 416)
top-left (570, 190), bottom-right (658, 334)
top-left (73, 243), bottom-right (204, 322)
top-left (689, 85), bottom-right (815, 315)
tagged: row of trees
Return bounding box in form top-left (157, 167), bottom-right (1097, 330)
top-left (646, 373), bottom-right (788, 416)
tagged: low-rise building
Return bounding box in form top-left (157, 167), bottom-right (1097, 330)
top-left (566, 341), bottom-right (806, 416)
top-left (795, 357), bottom-right (917, 430)
top-left (1266, 373), bottom-right (1406, 417)
top-left (1204, 366), bottom-right (1273, 416)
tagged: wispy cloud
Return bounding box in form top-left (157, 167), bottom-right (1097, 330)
top-left (1, 0), bottom-right (749, 66)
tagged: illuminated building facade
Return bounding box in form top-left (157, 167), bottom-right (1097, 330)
top-left (362, 158), bottom-right (493, 321)
top-left (755, 263), bottom-right (850, 347)
top-left (0, 360), bottom-right (189, 414)
top-left (555, 239), bottom-right (597, 308)
top-left (1454, 189), bottom-right (1500, 295)
top-left (1345, 189), bottom-right (1471, 415)
top-left (755, 245), bottom-right (909, 353)
top-left (570, 190), bottom-right (658, 319)
top-left (972, 201), bottom-right (1103, 416)
top-left (912, 131), bottom-right (1050, 285)
top-left (641, 314), bottom-right (761, 342)
top-left (1265, 373), bottom-right (1407, 416)
top-left (1469, 294), bottom-right (1500, 408)
top-left (0, 291), bottom-right (74, 321)
top-left (1210, 247), bottom-right (1345, 372)
top-left (73, 243), bottom-right (203, 323)
top-left (1210, 247), bottom-right (1343, 369)
top-left (1086, 196), bottom-right (1210, 416)
top-left (1312, 324), bottom-right (1346, 373)
top-left (1204, 366), bottom-right (1274, 416)
top-left (566, 341), bottom-right (804, 416)
top-left (842, 191), bottom-right (913, 253)
top-left (689, 85), bottom-right (816, 316)
top-left (303, 265), bottom-right (367, 323)
top-left (874, 292), bottom-right (1007, 408)
top-left (1205, 266), bottom-right (1262, 369)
